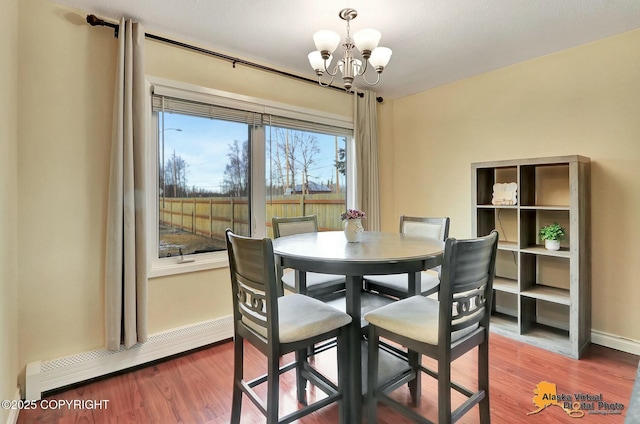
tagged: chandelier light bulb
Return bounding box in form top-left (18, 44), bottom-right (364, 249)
top-left (353, 29), bottom-right (381, 59)
top-left (308, 51), bottom-right (324, 75)
top-left (368, 47), bottom-right (392, 71)
top-left (308, 51), bottom-right (332, 75)
top-left (313, 30), bottom-right (341, 59)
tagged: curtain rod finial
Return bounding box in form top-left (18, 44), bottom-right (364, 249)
top-left (86, 14), bottom-right (103, 26)
top-left (86, 14), bottom-right (119, 38)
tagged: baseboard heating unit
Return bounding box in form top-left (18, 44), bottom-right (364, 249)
top-left (25, 316), bottom-right (233, 400)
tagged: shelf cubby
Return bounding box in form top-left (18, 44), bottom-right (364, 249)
top-left (493, 290), bottom-right (518, 315)
top-left (521, 209), bottom-right (571, 250)
top-left (521, 298), bottom-right (570, 333)
top-left (520, 163), bottom-right (571, 207)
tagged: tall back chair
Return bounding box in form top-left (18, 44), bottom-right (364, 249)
top-left (365, 230), bottom-right (498, 424)
top-left (225, 229), bottom-right (352, 424)
top-left (364, 216), bottom-right (450, 299)
top-left (272, 215), bottom-right (346, 297)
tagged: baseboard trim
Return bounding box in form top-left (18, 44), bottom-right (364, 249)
top-left (25, 316), bottom-right (233, 400)
top-left (591, 330), bottom-right (640, 356)
top-left (5, 388), bottom-right (20, 424)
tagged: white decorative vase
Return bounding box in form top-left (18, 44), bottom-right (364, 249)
top-left (344, 219), bottom-right (364, 243)
top-left (545, 239), bottom-right (560, 251)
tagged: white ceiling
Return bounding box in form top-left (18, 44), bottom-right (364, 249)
top-left (52, 0), bottom-right (640, 99)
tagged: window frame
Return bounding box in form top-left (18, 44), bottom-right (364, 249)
top-left (146, 76), bottom-right (354, 278)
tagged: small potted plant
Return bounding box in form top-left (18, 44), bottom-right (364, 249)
top-left (538, 223), bottom-right (565, 251)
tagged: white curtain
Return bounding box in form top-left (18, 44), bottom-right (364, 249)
top-left (104, 19), bottom-right (148, 350)
top-left (354, 90), bottom-right (381, 231)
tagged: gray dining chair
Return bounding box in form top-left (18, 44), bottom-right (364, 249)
top-left (364, 216), bottom-right (450, 299)
top-left (364, 230), bottom-right (498, 424)
top-left (225, 229), bottom-right (352, 424)
top-left (272, 215), bottom-right (346, 297)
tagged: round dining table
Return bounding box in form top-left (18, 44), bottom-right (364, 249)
top-left (272, 230), bottom-right (444, 424)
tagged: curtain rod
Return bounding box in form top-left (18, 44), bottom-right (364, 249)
top-left (86, 14), bottom-right (383, 103)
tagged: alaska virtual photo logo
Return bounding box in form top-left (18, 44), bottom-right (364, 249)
top-left (527, 381), bottom-right (625, 417)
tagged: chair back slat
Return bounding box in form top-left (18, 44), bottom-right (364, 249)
top-left (400, 216), bottom-right (450, 241)
top-left (236, 278), bottom-right (268, 330)
top-left (272, 215), bottom-right (318, 238)
top-left (450, 287), bottom-right (486, 332)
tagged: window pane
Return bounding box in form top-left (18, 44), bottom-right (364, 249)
top-left (158, 112), bottom-right (250, 258)
top-left (265, 126), bottom-right (347, 238)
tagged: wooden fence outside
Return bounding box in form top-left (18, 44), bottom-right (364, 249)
top-left (159, 193), bottom-right (346, 241)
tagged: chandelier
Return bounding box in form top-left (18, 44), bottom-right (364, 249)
top-left (308, 8), bottom-right (392, 91)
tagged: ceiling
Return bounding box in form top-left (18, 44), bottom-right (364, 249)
top-left (52, 0), bottom-right (640, 99)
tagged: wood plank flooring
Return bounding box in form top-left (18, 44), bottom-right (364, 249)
top-left (18, 333), bottom-right (638, 423)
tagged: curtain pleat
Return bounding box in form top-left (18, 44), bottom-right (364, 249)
top-left (354, 90), bottom-right (381, 231)
top-left (105, 19), bottom-right (148, 351)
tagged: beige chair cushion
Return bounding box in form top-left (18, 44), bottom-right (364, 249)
top-left (282, 271), bottom-right (345, 290)
top-left (244, 294), bottom-right (352, 343)
top-left (364, 269), bottom-right (439, 294)
top-left (364, 296), bottom-right (477, 345)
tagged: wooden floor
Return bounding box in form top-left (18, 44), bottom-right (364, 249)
top-left (18, 333), bottom-right (638, 423)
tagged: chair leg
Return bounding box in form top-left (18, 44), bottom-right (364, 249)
top-left (295, 349), bottom-right (308, 404)
top-left (478, 341), bottom-right (491, 423)
top-left (438, 357), bottom-right (452, 424)
top-left (230, 336), bottom-right (243, 424)
top-left (266, 352), bottom-right (280, 424)
top-left (408, 349), bottom-right (422, 406)
top-left (366, 325), bottom-right (380, 424)
top-left (337, 330), bottom-right (348, 424)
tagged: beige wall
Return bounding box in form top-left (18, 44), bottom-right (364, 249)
top-left (1, 0), bottom-right (19, 417)
top-left (16, 0), bottom-right (352, 378)
top-left (380, 29), bottom-right (640, 341)
top-left (18, 0), bottom-right (116, 368)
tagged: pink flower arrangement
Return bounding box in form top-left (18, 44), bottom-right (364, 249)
top-left (341, 208), bottom-right (366, 220)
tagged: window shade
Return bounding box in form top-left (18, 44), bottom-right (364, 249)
top-left (152, 93), bottom-right (352, 137)
top-left (264, 115), bottom-right (353, 137)
top-left (152, 95), bottom-right (262, 125)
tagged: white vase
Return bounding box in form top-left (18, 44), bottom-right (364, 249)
top-left (545, 239), bottom-right (560, 251)
top-left (344, 219), bottom-right (364, 243)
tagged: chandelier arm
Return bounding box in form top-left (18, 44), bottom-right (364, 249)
top-left (355, 59), bottom-right (369, 76)
top-left (323, 60), bottom-right (340, 77)
top-left (360, 72), bottom-right (382, 86)
top-left (318, 73), bottom-right (336, 87)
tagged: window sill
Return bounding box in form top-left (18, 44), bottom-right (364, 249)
top-left (148, 253), bottom-right (229, 278)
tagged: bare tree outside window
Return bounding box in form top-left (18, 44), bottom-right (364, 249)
top-left (164, 151), bottom-right (189, 197)
top-left (270, 127), bottom-right (326, 195)
top-left (223, 139), bottom-right (249, 197)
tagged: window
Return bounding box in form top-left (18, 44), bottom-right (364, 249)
top-left (265, 124), bottom-right (348, 238)
top-left (147, 78), bottom-right (353, 277)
